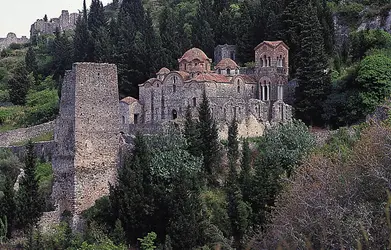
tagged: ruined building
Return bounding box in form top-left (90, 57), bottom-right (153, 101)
top-left (0, 32), bottom-right (29, 50)
top-left (51, 63), bottom-right (120, 229)
top-left (30, 10), bottom-right (80, 37)
top-left (120, 41), bottom-right (292, 138)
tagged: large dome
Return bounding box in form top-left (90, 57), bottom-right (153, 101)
top-left (179, 48), bottom-right (209, 62)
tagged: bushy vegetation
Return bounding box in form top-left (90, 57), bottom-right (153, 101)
top-left (258, 124), bottom-right (391, 249)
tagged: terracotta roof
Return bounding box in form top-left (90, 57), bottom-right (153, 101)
top-left (120, 96), bottom-right (138, 105)
top-left (236, 75), bottom-right (256, 83)
top-left (178, 48), bottom-right (210, 62)
top-left (215, 58), bottom-right (239, 70)
top-left (192, 73), bottom-right (230, 83)
top-left (157, 67), bottom-right (170, 74)
top-left (173, 71), bottom-right (190, 80)
top-left (254, 40), bottom-right (289, 51)
top-left (193, 64), bottom-right (206, 72)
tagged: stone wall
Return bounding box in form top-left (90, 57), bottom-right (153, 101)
top-left (0, 32), bottom-right (29, 50)
top-left (52, 63), bottom-right (120, 230)
top-left (30, 10), bottom-right (80, 37)
top-left (0, 121), bottom-right (55, 147)
top-left (6, 141), bottom-right (55, 162)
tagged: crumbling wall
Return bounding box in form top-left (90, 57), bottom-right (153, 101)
top-left (0, 32), bottom-right (29, 50)
top-left (0, 121), bottom-right (55, 147)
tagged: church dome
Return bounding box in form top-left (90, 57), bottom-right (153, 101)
top-left (179, 48), bottom-right (209, 62)
top-left (215, 58), bottom-right (239, 70)
top-left (157, 67), bottom-right (170, 75)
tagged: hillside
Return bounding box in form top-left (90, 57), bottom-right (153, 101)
top-left (2, 0), bottom-right (391, 249)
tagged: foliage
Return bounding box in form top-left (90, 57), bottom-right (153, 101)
top-left (24, 88), bottom-right (59, 125)
top-left (8, 63), bottom-right (30, 105)
top-left (0, 216), bottom-right (7, 244)
top-left (356, 53), bottom-right (391, 114)
top-left (350, 29), bottom-right (391, 61)
top-left (15, 141), bottom-right (44, 230)
top-left (260, 124), bottom-right (391, 249)
top-left (250, 120), bottom-right (315, 227)
top-left (138, 232), bottom-right (157, 250)
top-left (197, 91), bottom-right (221, 185)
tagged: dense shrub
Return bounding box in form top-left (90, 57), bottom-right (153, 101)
top-left (259, 125), bottom-right (391, 249)
top-left (24, 88), bottom-right (59, 125)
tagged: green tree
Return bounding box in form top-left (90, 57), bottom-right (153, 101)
top-left (138, 232), bottom-right (157, 250)
top-left (15, 141), bottom-right (44, 230)
top-left (52, 29), bottom-right (73, 81)
top-left (0, 176), bottom-right (15, 239)
top-left (25, 47), bottom-right (38, 77)
top-left (184, 106), bottom-right (201, 157)
top-left (73, 0), bottom-right (91, 62)
top-left (356, 53), bottom-right (391, 114)
top-left (9, 63), bottom-right (30, 105)
top-left (294, 2), bottom-right (331, 126)
top-left (239, 139), bottom-right (252, 203)
top-left (197, 90), bottom-right (221, 185)
top-left (250, 120), bottom-right (315, 227)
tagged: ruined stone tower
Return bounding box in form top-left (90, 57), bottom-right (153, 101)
top-left (52, 63), bottom-right (120, 229)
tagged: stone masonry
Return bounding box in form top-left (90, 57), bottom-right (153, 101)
top-left (52, 63), bottom-right (120, 229)
top-left (0, 32), bottom-right (29, 50)
top-left (120, 41), bottom-right (292, 139)
top-left (30, 10), bottom-right (80, 37)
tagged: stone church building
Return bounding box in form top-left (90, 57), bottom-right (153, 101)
top-left (120, 41), bottom-right (292, 138)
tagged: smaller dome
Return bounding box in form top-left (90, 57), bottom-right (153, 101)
top-left (215, 58), bottom-right (239, 70)
top-left (120, 96), bottom-right (138, 105)
top-left (157, 67), bottom-right (170, 75)
top-left (179, 48), bottom-right (209, 62)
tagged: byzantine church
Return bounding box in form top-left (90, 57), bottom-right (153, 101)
top-left (119, 41), bottom-right (293, 138)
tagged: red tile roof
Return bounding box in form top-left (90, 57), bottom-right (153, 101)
top-left (173, 71), bottom-right (190, 80)
top-left (254, 40), bottom-right (289, 50)
top-left (192, 73), bottom-right (230, 83)
top-left (178, 48), bottom-right (210, 62)
top-left (215, 58), bottom-right (239, 70)
top-left (237, 75), bottom-right (256, 83)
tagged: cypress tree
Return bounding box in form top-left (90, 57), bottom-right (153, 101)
top-left (295, 2), bottom-right (331, 125)
top-left (73, 0), bottom-right (91, 62)
top-left (15, 141), bottom-right (43, 230)
top-left (236, 1), bottom-right (256, 64)
top-left (88, 0), bottom-right (108, 62)
top-left (184, 106), bottom-right (201, 157)
top-left (192, 0), bottom-right (215, 57)
top-left (159, 5), bottom-right (182, 69)
top-left (197, 90), bottom-right (221, 185)
top-left (52, 29), bottom-right (73, 81)
top-left (9, 63), bottom-right (30, 105)
top-left (226, 119), bottom-right (251, 249)
top-left (0, 176), bottom-right (15, 239)
top-left (25, 47), bottom-right (38, 76)
top-left (239, 139), bottom-right (252, 203)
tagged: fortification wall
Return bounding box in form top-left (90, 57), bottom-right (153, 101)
top-left (0, 32), bottom-right (28, 50)
top-left (30, 10), bottom-right (80, 37)
top-left (6, 141), bottom-right (55, 162)
top-left (0, 121), bottom-right (55, 147)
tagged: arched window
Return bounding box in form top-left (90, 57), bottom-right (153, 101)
top-left (264, 55), bottom-right (267, 67)
top-left (268, 57), bottom-right (271, 67)
top-left (260, 58), bottom-right (264, 67)
top-left (265, 85), bottom-right (268, 101)
top-left (157, 83), bottom-right (159, 87)
top-left (237, 85), bottom-right (240, 93)
top-left (173, 84), bottom-right (176, 93)
top-left (172, 109), bottom-right (177, 120)
top-left (227, 69), bottom-right (231, 75)
top-left (122, 116), bottom-right (125, 124)
top-left (193, 97), bottom-right (197, 107)
top-left (173, 76), bottom-right (176, 84)
top-left (251, 86), bottom-right (254, 93)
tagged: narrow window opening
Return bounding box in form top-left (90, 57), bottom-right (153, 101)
top-left (172, 110), bottom-right (177, 120)
top-left (193, 97), bottom-right (197, 107)
top-left (173, 85), bottom-right (176, 93)
top-left (134, 114), bottom-right (139, 124)
top-left (237, 85), bottom-right (240, 93)
top-left (122, 116), bottom-right (125, 124)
